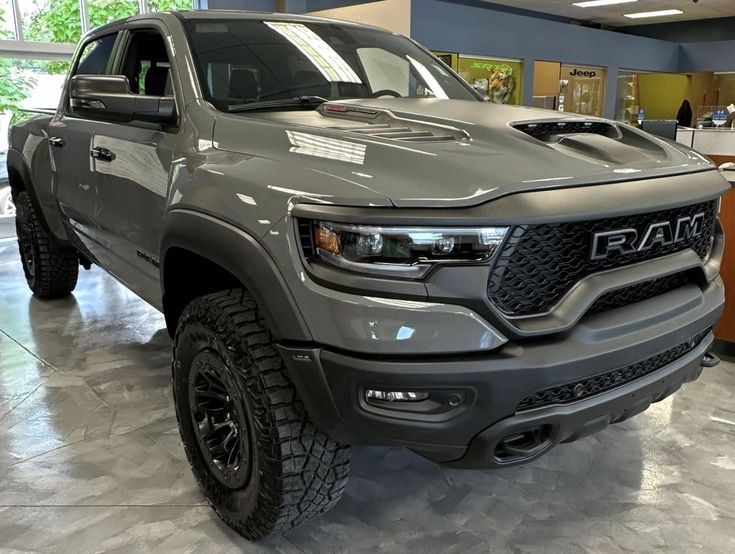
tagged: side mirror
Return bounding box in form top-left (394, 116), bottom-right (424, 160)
top-left (719, 162), bottom-right (735, 185)
top-left (69, 75), bottom-right (176, 124)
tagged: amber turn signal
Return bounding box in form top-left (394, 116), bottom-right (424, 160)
top-left (314, 225), bottom-right (341, 254)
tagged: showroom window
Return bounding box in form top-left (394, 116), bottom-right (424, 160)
top-left (532, 61), bottom-right (606, 117)
top-left (0, 0), bottom-right (197, 239)
top-left (615, 70), bottom-right (692, 126)
top-left (434, 52), bottom-right (524, 105)
top-left (559, 63), bottom-right (606, 117)
top-left (458, 56), bottom-right (523, 105)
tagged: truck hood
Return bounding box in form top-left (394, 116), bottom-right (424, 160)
top-left (213, 98), bottom-right (714, 208)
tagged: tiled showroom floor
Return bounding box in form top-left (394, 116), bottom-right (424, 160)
top-left (0, 239), bottom-right (734, 553)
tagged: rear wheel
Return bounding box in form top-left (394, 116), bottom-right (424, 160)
top-left (173, 289), bottom-right (350, 540)
top-left (14, 191), bottom-right (78, 298)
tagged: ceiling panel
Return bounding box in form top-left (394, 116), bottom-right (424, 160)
top-left (482, 0), bottom-right (735, 26)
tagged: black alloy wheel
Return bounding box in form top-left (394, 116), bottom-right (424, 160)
top-left (188, 350), bottom-right (251, 489)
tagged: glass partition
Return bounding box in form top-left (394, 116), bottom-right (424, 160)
top-left (617, 70), bottom-right (698, 127)
top-left (0, 58), bottom-right (67, 237)
top-left (148, 0), bottom-right (195, 10)
top-left (0, 0), bottom-right (197, 239)
top-left (5, 1), bottom-right (196, 44)
top-left (559, 64), bottom-right (606, 117)
top-left (88, 0), bottom-right (139, 30)
top-left (21, 0), bottom-right (83, 43)
top-left (615, 71), bottom-right (639, 124)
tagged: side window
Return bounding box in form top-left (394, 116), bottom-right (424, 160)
top-left (75, 34), bottom-right (118, 76)
top-left (120, 30), bottom-right (173, 97)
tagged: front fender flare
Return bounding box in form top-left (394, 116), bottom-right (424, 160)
top-left (161, 209), bottom-right (313, 342)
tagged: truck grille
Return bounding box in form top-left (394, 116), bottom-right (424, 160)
top-left (487, 201), bottom-right (717, 317)
top-left (587, 272), bottom-right (692, 315)
top-left (517, 328), bottom-right (711, 412)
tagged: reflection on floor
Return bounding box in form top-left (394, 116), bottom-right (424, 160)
top-left (0, 240), bottom-right (734, 553)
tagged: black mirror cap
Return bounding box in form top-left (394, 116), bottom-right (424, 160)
top-left (69, 74), bottom-right (176, 126)
top-left (70, 74), bottom-right (131, 96)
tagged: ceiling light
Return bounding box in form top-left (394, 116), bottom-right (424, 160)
top-left (624, 9), bottom-right (684, 19)
top-left (572, 0), bottom-right (638, 7)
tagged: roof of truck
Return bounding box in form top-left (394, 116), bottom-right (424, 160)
top-left (84, 9), bottom-right (375, 41)
top-left (173, 9), bottom-right (365, 26)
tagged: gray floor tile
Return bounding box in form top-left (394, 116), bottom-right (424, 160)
top-left (0, 245), bottom-right (733, 552)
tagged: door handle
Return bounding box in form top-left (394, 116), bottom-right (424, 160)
top-left (90, 146), bottom-right (115, 162)
top-left (49, 137), bottom-right (64, 148)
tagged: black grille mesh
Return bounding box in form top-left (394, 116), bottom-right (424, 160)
top-left (517, 328), bottom-right (711, 412)
top-left (588, 272), bottom-right (692, 315)
top-left (487, 201), bottom-right (716, 317)
top-left (298, 220), bottom-right (315, 257)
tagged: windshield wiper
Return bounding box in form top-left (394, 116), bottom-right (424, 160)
top-left (228, 96), bottom-right (328, 113)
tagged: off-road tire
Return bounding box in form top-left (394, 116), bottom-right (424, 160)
top-left (173, 289), bottom-right (350, 541)
top-left (14, 191), bottom-right (78, 298)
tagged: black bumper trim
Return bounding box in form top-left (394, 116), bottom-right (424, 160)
top-left (517, 327), bottom-right (711, 411)
top-left (443, 332), bottom-right (713, 468)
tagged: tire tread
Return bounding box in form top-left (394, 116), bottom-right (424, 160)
top-left (174, 289), bottom-right (349, 540)
top-left (15, 192), bottom-right (78, 298)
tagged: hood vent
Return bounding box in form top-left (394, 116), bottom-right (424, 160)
top-left (320, 103), bottom-right (467, 143)
top-left (338, 123), bottom-right (460, 143)
top-left (512, 120), bottom-right (620, 143)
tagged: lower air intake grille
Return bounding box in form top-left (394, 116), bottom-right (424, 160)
top-left (587, 272), bottom-right (693, 315)
top-left (517, 328), bottom-right (711, 412)
top-left (297, 220), bottom-right (315, 257)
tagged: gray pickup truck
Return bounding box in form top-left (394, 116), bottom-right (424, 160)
top-left (7, 10), bottom-right (731, 541)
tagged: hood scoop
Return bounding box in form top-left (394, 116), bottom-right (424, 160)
top-left (512, 118), bottom-right (669, 165)
top-left (512, 120), bottom-right (620, 142)
top-left (320, 102), bottom-right (468, 143)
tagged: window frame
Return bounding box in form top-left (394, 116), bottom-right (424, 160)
top-left (62, 27), bottom-right (125, 117)
top-left (113, 22), bottom-right (181, 130)
top-left (63, 20), bottom-right (181, 132)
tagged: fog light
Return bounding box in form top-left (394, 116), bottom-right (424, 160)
top-left (365, 389), bottom-right (429, 402)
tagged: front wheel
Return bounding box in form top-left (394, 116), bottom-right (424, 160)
top-left (173, 289), bottom-right (350, 540)
top-left (14, 191), bottom-right (78, 298)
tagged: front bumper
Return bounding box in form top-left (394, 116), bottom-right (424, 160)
top-left (279, 278), bottom-right (723, 468)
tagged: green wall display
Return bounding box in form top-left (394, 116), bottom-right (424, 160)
top-left (457, 57), bottom-right (523, 105)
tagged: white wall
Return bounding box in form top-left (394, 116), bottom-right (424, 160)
top-left (308, 0), bottom-right (411, 35)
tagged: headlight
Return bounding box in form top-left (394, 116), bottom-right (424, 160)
top-left (308, 221), bottom-right (508, 279)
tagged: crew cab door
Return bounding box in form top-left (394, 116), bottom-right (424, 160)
top-left (54, 22), bottom-right (180, 307)
top-left (82, 24), bottom-right (180, 306)
top-left (50, 31), bottom-right (121, 253)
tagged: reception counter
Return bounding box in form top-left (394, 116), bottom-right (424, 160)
top-left (676, 127), bottom-right (735, 156)
top-left (676, 127), bottom-right (735, 344)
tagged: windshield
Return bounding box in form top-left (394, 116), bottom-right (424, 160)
top-left (184, 18), bottom-right (479, 111)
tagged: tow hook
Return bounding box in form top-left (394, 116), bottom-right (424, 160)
top-left (702, 351), bottom-right (720, 368)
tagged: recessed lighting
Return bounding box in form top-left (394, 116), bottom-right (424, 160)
top-left (624, 9), bottom-right (684, 19)
top-left (572, 0), bottom-right (637, 7)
